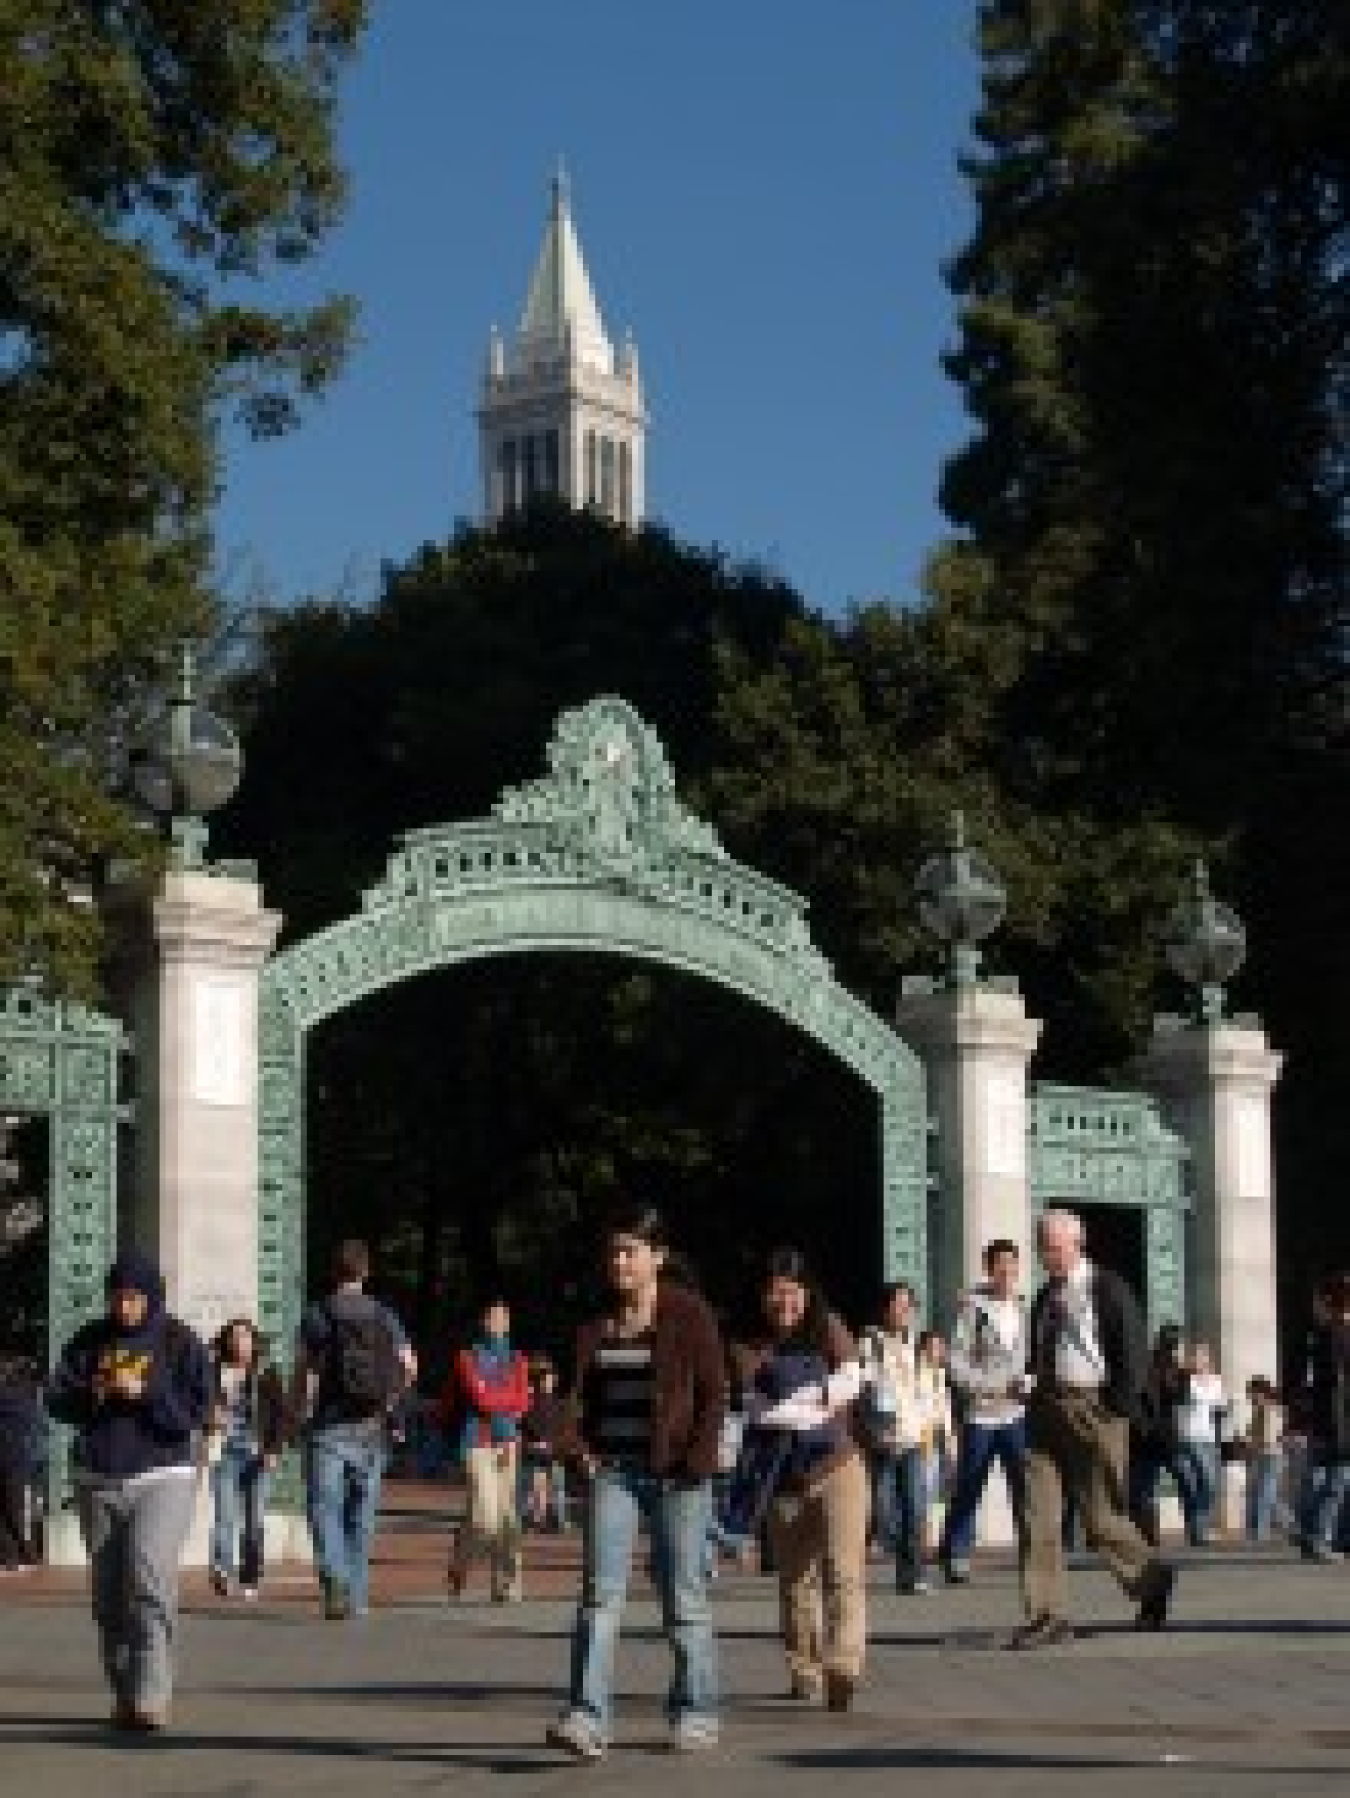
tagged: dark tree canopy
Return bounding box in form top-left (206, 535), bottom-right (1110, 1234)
top-left (929, 0), bottom-right (1350, 1321)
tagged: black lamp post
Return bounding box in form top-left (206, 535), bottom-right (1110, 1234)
top-left (914, 810), bottom-right (1007, 987)
top-left (130, 644), bottom-right (242, 870)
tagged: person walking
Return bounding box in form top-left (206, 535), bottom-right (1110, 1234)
top-left (939, 1239), bottom-right (1029, 1584)
top-left (1174, 1339), bottom-right (1228, 1543)
top-left (752, 1246), bottom-right (869, 1711)
top-left (291, 1238), bottom-right (415, 1620)
top-left (1009, 1210), bottom-right (1176, 1649)
top-left (857, 1280), bottom-right (927, 1593)
top-left (0, 1351), bottom-right (42, 1572)
top-left (1291, 1272), bottom-right (1350, 1561)
top-left (45, 1251), bottom-right (211, 1730)
top-left (442, 1297), bottom-right (530, 1599)
top-left (1242, 1376), bottom-right (1286, 1542)
top-left (521, 1358), bottom-right (569, 1532)
top-left (546, 1202), bottom-right (724, 1761)
top-left (206, 1318), bottom-right (286, 1600)
top-left (1129, 1324), bottom-right (1203, 1545)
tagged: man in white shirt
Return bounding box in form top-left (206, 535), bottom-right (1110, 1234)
top-left (1174, 1339), bottom-right (1227, 1545)
top-left (1010, 1210), bottom-right (1176, 1649)
top-left (940, 1239), bottom-right (1028, 1584)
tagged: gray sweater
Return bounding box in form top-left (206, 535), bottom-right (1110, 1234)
top-left (947, 1288), bottom-right (1027, 1424)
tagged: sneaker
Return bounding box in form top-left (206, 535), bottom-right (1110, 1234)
top-left (671, 1715), bottom-right (719, 1753)
top-left (897, 1576), bottom-right (932, 1595)
top-left (789, 1673), bottom-right (824, 1703)
top-left (942, 1560), bottom-right (971, 1585)
top-left (546, 1711), bottom-right (607, 1761)
top-left (239, 1584), bottom-right (259, 1603)
top-left (208, 1568), bottom-right (231, 1599)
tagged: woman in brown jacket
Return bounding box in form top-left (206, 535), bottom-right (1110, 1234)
top-left (546, 1203), bottom-right (725, 1762)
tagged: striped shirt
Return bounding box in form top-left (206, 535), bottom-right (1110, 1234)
top-left (590, 1332), bottom-right (655, 1464)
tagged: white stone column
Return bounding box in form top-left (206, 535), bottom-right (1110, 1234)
top-left (895, 979), bottom-right (1042, 1549)
top-left (1140, 1018), bottom-right (1283, 1444)
top-left (895, 980), bottom-right (1042, 1322)
top-left (129, 870), bottom-right (281, 1335)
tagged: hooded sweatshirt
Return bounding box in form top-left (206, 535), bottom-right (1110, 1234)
top-left (46, 1250), bottom-right (211, 1481)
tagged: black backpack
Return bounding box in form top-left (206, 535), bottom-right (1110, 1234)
top-left (325, 1304), bottom-right (400, 1421)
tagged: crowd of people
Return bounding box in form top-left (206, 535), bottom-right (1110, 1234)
top-left (1, 1215), bottom-right (1347, 1758)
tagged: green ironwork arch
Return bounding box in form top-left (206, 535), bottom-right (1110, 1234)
top-left (258, 697), bottom-right (927, 1362)
top-left (1028, 1082), bottom-right (1191, 1338)
top-left (0, 981), bottom-right (129, 1520)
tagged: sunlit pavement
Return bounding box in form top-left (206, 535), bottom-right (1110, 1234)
top-left (2, 1481), bottom-right (1348, 1796)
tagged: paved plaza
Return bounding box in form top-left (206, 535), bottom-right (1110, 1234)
top-left (1, 1492), bottom-right (1347, 1798)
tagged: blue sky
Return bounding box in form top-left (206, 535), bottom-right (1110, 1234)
top-left (215, 2), bottom-right (982, 619)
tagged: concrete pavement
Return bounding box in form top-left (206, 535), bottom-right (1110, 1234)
top-left (1, 1490), bottom-right (1347, 1797)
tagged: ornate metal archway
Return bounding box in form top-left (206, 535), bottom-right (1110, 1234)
top-left (258, 697), bottom-right (928, 1359)
top-left (0, 982), bottom-right (129, 1512)
top-left (1029, 1082), bottom-right (1190, 1337)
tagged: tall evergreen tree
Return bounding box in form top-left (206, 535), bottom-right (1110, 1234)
top-left (930, 0), bottom-right (1350, 1309)
top-left (0, 1), bottom-right (367, 994)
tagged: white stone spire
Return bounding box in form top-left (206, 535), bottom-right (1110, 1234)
top-left (477, 171), bottom-right (646, 528)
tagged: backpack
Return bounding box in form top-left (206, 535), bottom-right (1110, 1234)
top-left (325, 1304), bottom-right (400, 1421)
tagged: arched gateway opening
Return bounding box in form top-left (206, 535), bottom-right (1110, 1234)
top-left (257, 698), bottom-right (927, 1362)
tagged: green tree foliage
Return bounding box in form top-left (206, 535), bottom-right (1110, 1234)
top-left (929, 0), bottom-right (1350, 1307)
top-left (0, 1), bottom-right (367, 994)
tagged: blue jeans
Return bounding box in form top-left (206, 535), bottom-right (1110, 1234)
top-left (210, 1445), bottom-right (270, 1585)
top-left (566, 1465), bottom-right (717, 1737)
top-left (872, 1447), bottom-right (924, 1587)
top-left (940, 1416), bottom-right (1026, 1567)
top-left (307, 1425), bottom-right (384, 1612)
top-left (1178, 1439), bottom-right (1220, 1539)
top-left (1297, 1455), bottom-right (1350, 1552)
top-left (1245, 1453), bottom-right (1282, 1540)
top-left (1130, 1444), bottom-right (1204, 1543)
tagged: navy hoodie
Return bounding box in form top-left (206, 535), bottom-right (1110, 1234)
top-left (46, 1251), bottom-right (211, 1480)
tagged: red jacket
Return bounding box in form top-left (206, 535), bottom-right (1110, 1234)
top-left (438, 1345), bottom-right (530, 1454)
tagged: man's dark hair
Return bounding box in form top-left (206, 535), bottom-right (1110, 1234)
top-left (599, 1200), bottom-right (668, 1250)
top-left (333, 1239), bottom-right (370, 1285)
top-left (880, 1279), bottom-right (916, 1308)
top-left (984, 1238), bottom-right (1019, 1267)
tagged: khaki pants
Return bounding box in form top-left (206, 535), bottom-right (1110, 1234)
top-left (768, 1450), bottom-right (868, 1683)
top-left (451, 1442), bottom-right (522, 1597)
top-left (1020, 1388), bottom-right (1163, 1622)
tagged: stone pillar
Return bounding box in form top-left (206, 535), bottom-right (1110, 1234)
top-left (1140, 1016), bottom-right (1282, 1529)
top-left (895, 978), bottom-right (1042, 1550)
top-left (895, 979), bottom-right (1042, 1325)
top-left (127, 869), bottom-right (282, 1335)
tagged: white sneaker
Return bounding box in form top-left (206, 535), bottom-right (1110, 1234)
top-left (546, 1712), bottom-right (607, 1761)
top-left (671, 1716), bottom-right (719, 1752)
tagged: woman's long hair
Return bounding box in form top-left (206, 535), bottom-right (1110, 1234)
top-left (213, 1317), bottom-right (269, 1366)
top-left (761, 1245), bottom-right (833, 1358)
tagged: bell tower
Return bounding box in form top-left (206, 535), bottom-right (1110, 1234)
top-left (478, 171), bottom-right (646, 528)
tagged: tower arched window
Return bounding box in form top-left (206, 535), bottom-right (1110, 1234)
top-left (543, 430), bottom-right (560, 495)
top-left (584, 430), bottom-right (598, 506)
top-left (618, 442), bottom-right (631, 527)
top-left (522, 434), bottom-right (537, 504)
top-left (600, 437), bottom-right (616, 518)
top-left (499, 438), bottom-right (517, 516)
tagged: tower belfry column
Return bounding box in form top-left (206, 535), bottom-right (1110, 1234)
top-left (477, 172), bottom-right (647, 527)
